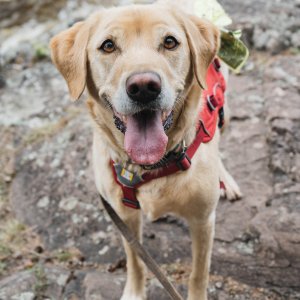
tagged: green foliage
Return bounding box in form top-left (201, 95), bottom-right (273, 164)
top-left (55, 250), bottom-right (72, 262)
top-left (0, 262), bottom-right (7, 277)
top-left (34, 264), bottom-right (49, 299)
top-left (33, 43), bottom-right (50, 60)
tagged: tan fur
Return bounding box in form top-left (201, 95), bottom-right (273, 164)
top-left (50, 21), bottom-right (90, 100)
top-left (50, 3), bottom-right (241, 299)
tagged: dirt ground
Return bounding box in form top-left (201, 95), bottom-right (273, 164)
top-left (0, 0), bottom-right (299, 299)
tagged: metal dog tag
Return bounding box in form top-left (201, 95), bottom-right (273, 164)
top-left (114, 164), bottom-right (143, 187)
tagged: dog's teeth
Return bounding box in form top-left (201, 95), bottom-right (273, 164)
top-left (122, 116), bottom-right (127, 123)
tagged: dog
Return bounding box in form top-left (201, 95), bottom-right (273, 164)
top-left (50, 1), bottom-right (242, 299)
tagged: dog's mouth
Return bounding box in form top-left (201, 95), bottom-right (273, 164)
top-left (113, 109), bottom-right (173, 165)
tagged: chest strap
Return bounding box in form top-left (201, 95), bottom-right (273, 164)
top-left (111, 121), bottom-right (210, 209)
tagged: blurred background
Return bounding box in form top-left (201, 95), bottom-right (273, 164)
top-left (0, 0), bottom-right (299, 299)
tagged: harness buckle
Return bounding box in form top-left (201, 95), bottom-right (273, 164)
top-left (122, 198), bottom-right (140, 209)
top-left (207, 95), bottom-right (217, 111)
top-left (176, 151), bottom-right (192, 171)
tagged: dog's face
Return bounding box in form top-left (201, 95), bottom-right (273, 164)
top-left (50, 4), bottom-right (219, 165)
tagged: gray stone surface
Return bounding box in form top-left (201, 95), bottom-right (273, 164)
top-left (0, 267), bottom-right (70, 300)
top-left (219, 0), bottom-right (300, 52)
top-left (0, 0), bottom-right (299, 299)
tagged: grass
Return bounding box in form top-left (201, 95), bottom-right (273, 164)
top-left (289, 47), bottom-right (300, 55)
top-left (0, 219), bottom-right (27, 256)
top-left (33, 264), bottom-right (49, 299)
top-left (1, 219), bottom-right (26, 241)
top-left (21, 106), bottom-right (82, 148)
top-left (0, 262), bottom-right (7, 277)
top-left (0, 178), bottom-right (8, 204)
top-left (0, 244), bottom-right (12, 259)
top-left (22, 118), bottom-right (69, 147)
top-left (54, 250), bottom-right (73, 263)
top-left (33, 43), bottom-right (50, 61)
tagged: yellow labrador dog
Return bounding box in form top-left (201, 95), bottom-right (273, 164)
top-left (50, 2), bottom-right (241, 299)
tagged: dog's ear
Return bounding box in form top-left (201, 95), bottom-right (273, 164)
top-left (182, 15), bottom-right (220, 89)
top-left (50, 22), bottom-right (90, 100)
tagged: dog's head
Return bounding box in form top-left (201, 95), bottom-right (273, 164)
top-left (50, 3), bottom-right (219, 165)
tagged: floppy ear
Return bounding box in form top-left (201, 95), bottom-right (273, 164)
top-left (50, 22), bottom-right (89, 100)
top-left (182, 15), bottom-right (220, 89)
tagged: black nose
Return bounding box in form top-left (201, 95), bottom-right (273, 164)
top-left (126, 72), bottom-right (161, 104)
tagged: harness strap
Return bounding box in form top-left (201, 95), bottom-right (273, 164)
top-left (200, 58), bottom-right (226, 142)
top-left (111, 165), bottom-right (141, 209)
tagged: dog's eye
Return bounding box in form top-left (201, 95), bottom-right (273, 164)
top-left (100, 39), bottom-right (116, 53)
top-left (163, 36), bottom-right (179, 50)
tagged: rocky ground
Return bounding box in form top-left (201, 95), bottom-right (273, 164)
top-left (0, 0), bottom-right (299, 299)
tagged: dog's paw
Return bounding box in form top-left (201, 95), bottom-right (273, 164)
top-left (221, 176), bottom-right (243, 202)
top-left (219, 157), bottom-right (243, 202)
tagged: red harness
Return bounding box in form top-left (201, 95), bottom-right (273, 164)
top-left (111, 58), bottom-right (226, 209)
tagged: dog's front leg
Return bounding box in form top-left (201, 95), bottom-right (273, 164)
top-left (187, 215), bottom-right (215, 300)
top-left (118, 208), bottom-right (146, 300)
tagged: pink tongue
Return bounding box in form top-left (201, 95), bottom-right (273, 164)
top-left (124, 111), bottom-right (168, 165)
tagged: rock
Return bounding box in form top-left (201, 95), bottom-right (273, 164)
top-left (0, 62), bottom-right (69, 127)
top-left (0, 21), bottom-right (50, 65)
top-left (37, 196), bottom-right (50, 209)
top-left (0, 74), bottom-right (6, 88)
top-left (0, 267), bottom-right (70, 300)
top-left (1, 1), bottom-right (300, 299)
top-left (291, 31), bottom-right (300, 48)
top-left (59, 196), bottom-right (79, 211)
top-left (83, 272), bottom-right (124, 300)
top-left (56, 273), bottom-right (68, 286)
top-left (0, 0), bottom-right (67, 28)
top-left (98, 245), bottom-right (110, 256)
top-left (0, 267), bottom-right (291, 300)
top-left (12, 292), bottom-right (35, 300)
top-left (266, 66), bottom-right (298, 86)
top-left (253, 28), bottom-right (287, 54)
top-left (0, 1), bottom-right (126, 66)
top-left (220, 0), bottom-right (300, 52)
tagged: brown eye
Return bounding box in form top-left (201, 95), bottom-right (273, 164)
top-left (100, 39), bottom-right (116, 53)
top-left (163, 36), bottom-right (179, 50)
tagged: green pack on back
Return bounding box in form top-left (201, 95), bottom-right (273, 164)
top-left (218, 29), bottom-right (249, 72)
top-left (194, 0), bottom-right (249, 72)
